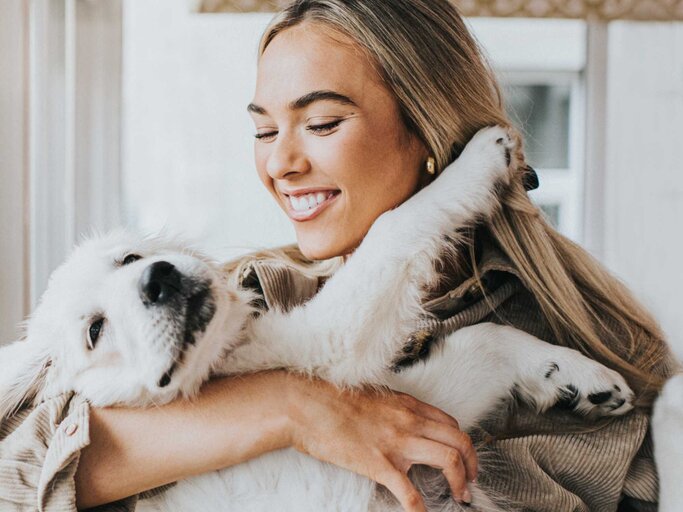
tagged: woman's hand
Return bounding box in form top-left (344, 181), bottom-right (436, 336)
top-left (283, 373), bottom-right (477, 511)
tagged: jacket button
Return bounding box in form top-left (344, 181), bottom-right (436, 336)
top-left (468, 283), bottom-right (481, 295)
top-left (65, 423), bottom-right (78, 436)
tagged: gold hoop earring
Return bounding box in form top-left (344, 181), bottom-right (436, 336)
top-left (425, 156), bottom-right (436, 175)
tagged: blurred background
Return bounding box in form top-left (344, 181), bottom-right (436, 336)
top-left (1, 0), bottom-right (682, 354)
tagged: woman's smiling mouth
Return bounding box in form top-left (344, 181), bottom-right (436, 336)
top-left (283, 189), bottom-right (341, 222)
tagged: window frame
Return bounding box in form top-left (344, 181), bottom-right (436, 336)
top-left (501, 70), bottom-right (585, 240)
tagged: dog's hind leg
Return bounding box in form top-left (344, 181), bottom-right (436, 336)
top-left (222, 126), bottom-right (516, 387)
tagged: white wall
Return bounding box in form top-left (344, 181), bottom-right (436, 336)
top-left (122, 1), bottom-right (290, 259)
top-left (604, 22), bottom-right (683, 356)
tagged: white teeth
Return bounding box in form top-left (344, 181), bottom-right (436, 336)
top-left (288, 192), bottom-right (333, 212)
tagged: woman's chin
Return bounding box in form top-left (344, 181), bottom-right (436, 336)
top-left (297, 242), bottom-right (340, 261)
top-left (296, 235), bottom-right (355, 261)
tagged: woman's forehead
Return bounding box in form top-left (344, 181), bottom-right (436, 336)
top-left (253, 23), bottom-right (386, 111)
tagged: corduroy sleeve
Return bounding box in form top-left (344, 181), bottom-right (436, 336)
top-left (0, 392), bottom-right (136, 512)
top-left (0, 392), bottom-right (89, 511)
top-left (0, 391), bottom-right (186, 512)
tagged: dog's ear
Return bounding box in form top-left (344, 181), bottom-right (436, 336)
top-left (0, 340), bottom-right (51, 423)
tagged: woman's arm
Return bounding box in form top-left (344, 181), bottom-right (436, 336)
top-left (75, 371), bottom-right (291, 509)
top-left (75, 371), bottom-right (476, 511)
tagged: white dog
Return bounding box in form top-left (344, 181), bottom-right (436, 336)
top-left (0, 127), bottom-right (636, 511)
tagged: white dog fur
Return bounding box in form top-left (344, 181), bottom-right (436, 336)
top-left (0, 126), bottom-right (640, 511)
top-left (652, 374), bottom-right (683, 512)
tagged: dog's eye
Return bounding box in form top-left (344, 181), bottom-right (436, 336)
top-left (88, 318), bottom-right (104, 350)
top-left (122, 254), bottom-right (142, 266)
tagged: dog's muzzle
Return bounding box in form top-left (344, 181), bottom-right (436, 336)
top-left (138, 261), bottom-right (182, 306)
top-left (137, 261), bottom-right (217, 388)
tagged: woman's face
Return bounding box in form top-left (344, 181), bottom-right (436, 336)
top-left (249, 22), bottom-right (428, 260)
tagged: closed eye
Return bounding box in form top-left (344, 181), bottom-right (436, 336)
top-left (254, 119), bottom-right (344, 142)
top-left (254, 130), bottom-right (278, 141)
top-left (306, 119), bottom-right (343, 135)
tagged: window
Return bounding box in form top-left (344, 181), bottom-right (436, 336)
top-left (501, 73), bottom-right (584, 239)
top-left (466, 18), bottom-right (586, 242)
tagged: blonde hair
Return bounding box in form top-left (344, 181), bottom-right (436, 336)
top-left (247, 0), bottom-right (672, 407)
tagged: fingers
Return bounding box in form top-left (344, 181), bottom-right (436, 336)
top-left (377, 467), bottom-right (427, 512)
top-left (401, 438), bottom-right (472, 504)
top-left (417, 419), bottom-right (478, 483)
top-left (397, 394), bottom-right (478, 482)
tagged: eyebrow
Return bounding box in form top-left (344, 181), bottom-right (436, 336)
top-left (247, 90), bottom-right (357, 115)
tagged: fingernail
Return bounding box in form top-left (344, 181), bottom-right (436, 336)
top-left (463, 488), bottom-right (472, 504)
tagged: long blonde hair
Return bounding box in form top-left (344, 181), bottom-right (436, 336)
top-left (248, 0), bottom-right (672, 407)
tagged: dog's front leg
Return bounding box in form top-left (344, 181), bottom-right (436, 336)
top-left (500, 325), bottom-right (635, 417)
top-left (222, 127), bottom-right (515, 387)
top-left (388, 323), bottom-right (635, 431)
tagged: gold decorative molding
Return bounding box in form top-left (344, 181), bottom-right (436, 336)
top-left (198, 0), bottom-right (289, 13)
top-left (198, 0), bottom-right (683, 21)
top-left (457, 0), bottom-right (683, 21)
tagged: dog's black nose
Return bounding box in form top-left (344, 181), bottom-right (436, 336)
top-left (139, 261), bottom-right (182, 305)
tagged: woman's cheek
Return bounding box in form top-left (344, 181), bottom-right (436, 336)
top-left (312, 131), bottom-right (371, 180)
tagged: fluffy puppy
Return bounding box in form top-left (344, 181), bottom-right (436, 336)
top-left (0, 127), bottom-right (634, 511)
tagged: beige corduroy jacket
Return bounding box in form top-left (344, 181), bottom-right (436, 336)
top-left (0, 239), bottom-right (669, 511)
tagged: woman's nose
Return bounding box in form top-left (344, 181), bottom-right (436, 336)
top-left (265, 133), bottom-right (310, 180)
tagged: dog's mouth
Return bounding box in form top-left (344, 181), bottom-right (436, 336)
top-left (157, 283), bottom-right (216, 388)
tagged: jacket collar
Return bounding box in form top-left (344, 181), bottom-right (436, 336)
top-left (238, 232), bottom-right (521, 318)
top-left (423, 232), bottom-right (521, 317)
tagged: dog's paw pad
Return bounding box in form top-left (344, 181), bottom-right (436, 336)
top-left (549, 357), bottom-right (634, 417)
top-left (495, 131), bottom-right (514, 148)
top-left (580, 380), bottom-right (633, 416)
top-left (588, 390), bottom-right (614, 405)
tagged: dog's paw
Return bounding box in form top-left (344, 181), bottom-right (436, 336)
top-left (445, 125), bottom-right (515, 184)
top-left (523, 347), bottom-right (634, 417)
top-left (435, 126), bottom-right (516, 221)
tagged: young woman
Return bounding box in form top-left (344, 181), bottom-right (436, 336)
top-left (0, 1), bottom-right (674, 511)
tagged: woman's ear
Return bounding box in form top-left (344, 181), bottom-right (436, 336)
top-left (0, 340), bottom-right (51, 423)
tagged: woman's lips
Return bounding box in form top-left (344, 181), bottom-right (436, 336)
top-left (283, 190), bottom-right (341, 222)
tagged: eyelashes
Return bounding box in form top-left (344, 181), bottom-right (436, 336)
top-left (253, 131), bottom-right (277, 141)
top-left (306, 119), bottom-right (343, 135)
top-left (254, 119), bottom-right (344, 141)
